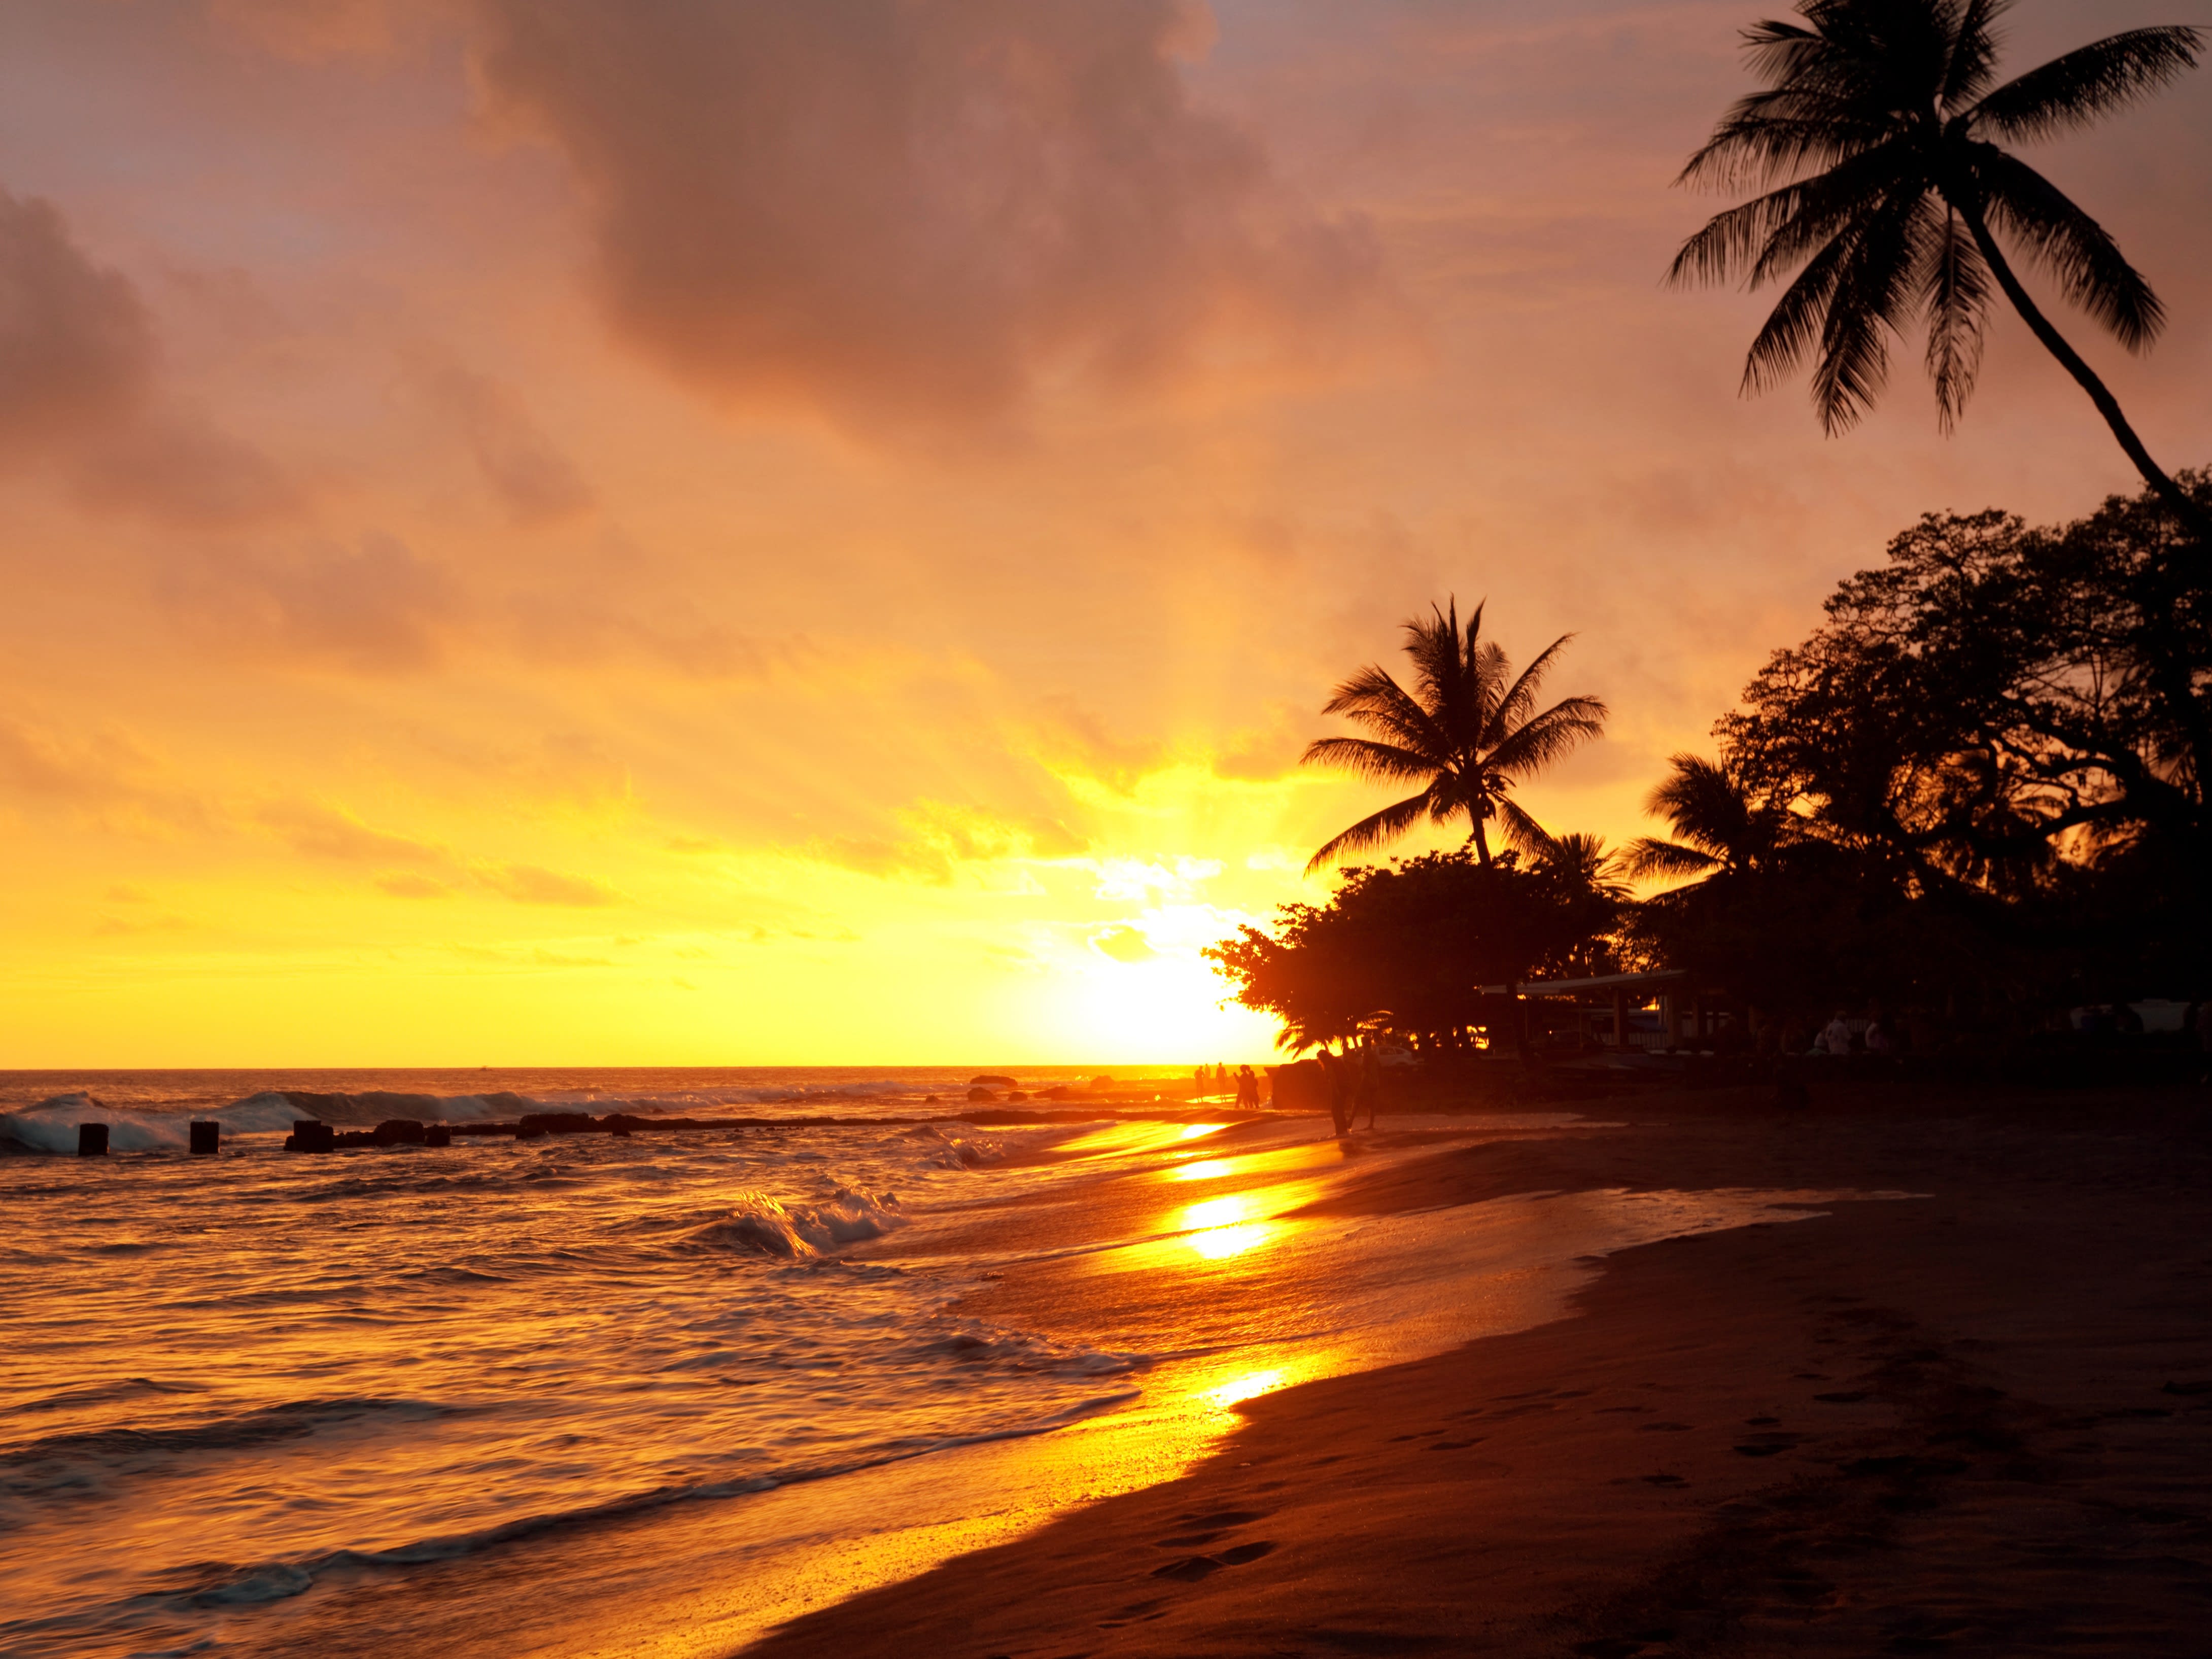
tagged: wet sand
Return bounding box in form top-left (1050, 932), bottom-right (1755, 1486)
top-left (751, 1080), bottom-right (2212, 1656)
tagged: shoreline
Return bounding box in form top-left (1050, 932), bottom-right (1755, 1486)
top-left (749, 1081), bottom-right (2212, 1656)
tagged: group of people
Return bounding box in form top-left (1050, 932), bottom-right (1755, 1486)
top-left (1812, 1009), bottom-right (1906, 1058)
top-left (1194, 1062), bottom-right (1265, 1109)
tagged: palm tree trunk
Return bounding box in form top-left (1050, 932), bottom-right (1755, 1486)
top-left (1956, 202), bottom-right (2212, 547)
top-left (1468, 810), bottom-right (1493, 868)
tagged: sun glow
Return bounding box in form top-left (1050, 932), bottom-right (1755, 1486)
top-left (1181, 1194), bottom-right (1253, 1230)
top-left (1206, 1368), bottom-right (1288, 1408)
top-left (1172, 1157), bottom-right (1236, 1182)
top-left (1188, 1223), bottom-right (1271, 1260)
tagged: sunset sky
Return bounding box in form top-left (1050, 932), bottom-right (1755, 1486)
top-left (3, 0), bottom-right (2207, 1066)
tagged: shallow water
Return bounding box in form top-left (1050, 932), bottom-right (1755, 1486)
top-left (1, 1074), bottom-right (1855, 1657)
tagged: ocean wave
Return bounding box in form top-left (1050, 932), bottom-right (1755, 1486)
top-left (152, 1391), bottom-right (1140, 1610)
top-left (0, 1397), bottom-right (457, 1504)
top-left (680, 1188), bottom-right (903, 1258)
top-left (914, 1321), bottom-right (1151, 1378)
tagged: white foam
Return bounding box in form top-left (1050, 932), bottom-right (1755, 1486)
top-left (685, 1189), bottom-right (903, 1258)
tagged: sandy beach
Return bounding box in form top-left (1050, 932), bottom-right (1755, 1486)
top-left (754, 1080), bottom-right (2212, 1657)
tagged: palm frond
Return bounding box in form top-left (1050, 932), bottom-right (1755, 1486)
top-left (1742, 225), bottom-right (1860, 395)
top-left (1940, 0), bottom-right (2010, 109)
top-left (1485, 697), bottom-right (1608, 777)
top-left (1493, 795), bottom-right (1557, 854)
top-left (1489, 633), bottom-right (1576, 737)
top-left (1644, 753), bottom-right (1753, 857)
top-left (1810, 187), bottom-right (1931, 434)
top-left (1300, 735), bottom-right (1448, 785)
top-left (1969, 26), bottom-right (2203, 142)
top-left (1969, 145), bottom-right (2165, 350)
top-left (1318, 666), bottom-right (1449, 757)
top-left (1917, 206), bottom-right (1991, 430)
top-left (1620, 836), bottom-right (1725, 881)
top-left (1304, 788), bottom-right (1437, 876)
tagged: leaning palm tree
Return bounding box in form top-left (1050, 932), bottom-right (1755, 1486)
top-left (1670, 0), bottom-right (2209, 542)
top-left (1622, 753), bottom-right (1791, 883)
top-left (1303, 599), bottom-right (1607, 874)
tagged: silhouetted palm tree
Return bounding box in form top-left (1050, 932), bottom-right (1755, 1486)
top-left (1670, 0), bottom-right (2209, 541)
top-left (1303, 599), bottom-right (1607, 874)
top-left (1533, 831), bottom-right (1634, 900)
top-left (1622, 753), bottom-right (1791, 882)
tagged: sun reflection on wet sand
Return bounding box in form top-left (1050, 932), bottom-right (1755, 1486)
top-left (1187, 1222), bottom-right (1272, 1260)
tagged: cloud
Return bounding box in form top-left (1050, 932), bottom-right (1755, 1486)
top-left (404, 349), bottom-right (594, 524)
top-left (474, 0), bottom-right (1386, 437)
top-left (1032, 696), bottom-right (1168, 792)
top-left (0, 713), bottom-right (201, 828)
top-left (812, 800), bottom-right (1084, 883)
top-left (74, 408), bottom-right (300, 527)
top-left (476, 861), bottom-right (622, 906)
top-left (259, 801), bottom-right (447, 864)
top-left (375, 872), bottom-right (451, 898)
top-left (159, 532), bottom-right (457, 671)
top-left (0, 187), bottom-right (298, 527)
top-left (1092, 924), bottom-right (1158, 963)
top-left (0, 189), bottom-right (154, 454)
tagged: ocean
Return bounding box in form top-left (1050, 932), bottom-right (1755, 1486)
top-left (0, 1068), bottom-right (1842, 1656)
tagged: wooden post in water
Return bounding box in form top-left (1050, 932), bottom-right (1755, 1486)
top-left (284, 1120), bottom-right (335, 1153)
top-left (78, 1123), bottom-right (109, 1156)
top-left (189, 1121), bottom-right (220, 1155)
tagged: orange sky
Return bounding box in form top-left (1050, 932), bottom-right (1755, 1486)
top-left (3, 0), bottom-right (2208, 1066)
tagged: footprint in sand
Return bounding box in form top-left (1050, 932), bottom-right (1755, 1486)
top-left (1150, 1538), bottom-right (1279, 1581)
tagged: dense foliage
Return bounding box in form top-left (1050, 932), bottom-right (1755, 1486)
top-left (1217, 477), bottom-right (2212, 1051)
top-left (1204, 849), bottom-right (1623, 1053)
top-left (1644, 474), bottom-right (2212, 1019)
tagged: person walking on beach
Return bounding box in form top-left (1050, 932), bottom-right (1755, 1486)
top-left (1235, 1064), bottom-right (1259, 1110)
top-left (1820, 1010), bottom-right (1853, 1057)
top-left (1315, 1049), bottom-right (1353, 1136)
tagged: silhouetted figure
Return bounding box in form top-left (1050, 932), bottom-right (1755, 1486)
top-left (1193, 1065), bottom-right (1208, 1101)
top-left (1315, 1049), bottom-right (1353, 1137)
top-left (1235, 1064), bottom-right (1259, 1110)
top-left (1357, 1042), bottom-right (1382, 1128)
top-left (1820, 1011), bottom-right (1853, 1057)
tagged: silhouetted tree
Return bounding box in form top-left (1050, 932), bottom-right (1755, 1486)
top-left (1622, 754), bottom-right (1797, 882)
top-left (1206, 851), bottom-right (1621, 1055)
top-left (1670, 0), bottom-right (2209, 543)
top-left (1302, 599), bottom-right (1607, 872)
top-left (1638, 474), bottom-right (2212, 1024)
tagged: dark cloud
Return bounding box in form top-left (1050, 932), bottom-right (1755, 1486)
top-left (74, 408), bottom-right (300, 527)
top-left (0, 188), bottom-right (298, 526)
top-left (158, 532), bottom-right (457, 672)
top-left (0, 189), bottom-right (155, 453)
top-left (404, 350), bottom-right (594, 524)
top-left (474, 0), bottom-right (1386, 436)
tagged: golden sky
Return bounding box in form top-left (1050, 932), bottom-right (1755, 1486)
top-left (3, 0), bottom-right (2207, 1066)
